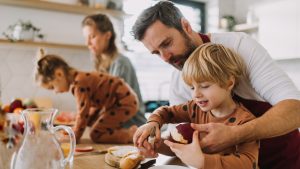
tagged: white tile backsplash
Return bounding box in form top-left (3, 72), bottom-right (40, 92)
top-left (1, 44), bottom-right (298, 113)
top-left (0, 45), bottom-right (92, 111)
top-left (0, 44), bottom-right (173, 112)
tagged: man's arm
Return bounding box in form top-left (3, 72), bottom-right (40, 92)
top-left (196, 99), bottom-right (300, 152)
top-left (234, 33), bottom-right (300, 140)
top-left (237, 99), bottom-right (300, 141)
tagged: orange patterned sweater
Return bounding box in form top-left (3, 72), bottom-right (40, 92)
top-left (70, 71), bottom-right (138, 143)
top-left (148, 100), bottom-right (259, 169)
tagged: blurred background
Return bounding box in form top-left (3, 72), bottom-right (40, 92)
top-left (0, 0), bottom-right (299, 112)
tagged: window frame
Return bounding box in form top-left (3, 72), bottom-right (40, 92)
top-left (171, 0), bottom-right (206, 33)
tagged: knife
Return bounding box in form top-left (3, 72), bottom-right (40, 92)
top-left (148, 126), bottom-right (156, 150)
top-left (139, 158), bottom-right (156, 169)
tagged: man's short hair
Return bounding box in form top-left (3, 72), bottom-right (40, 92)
top-left (132, 1), bottom-right (184, 40)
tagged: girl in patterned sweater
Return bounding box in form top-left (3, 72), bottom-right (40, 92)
top-left (35, 50), bottom-right (139, 144)
top-left (134, 43), bottom-right (259, 169)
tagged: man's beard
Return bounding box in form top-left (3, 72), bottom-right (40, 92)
top-left (169, 35), bottom-right (197, 70)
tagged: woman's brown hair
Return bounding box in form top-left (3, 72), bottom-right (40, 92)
top-left (82, 13), bottom-right (118, 72)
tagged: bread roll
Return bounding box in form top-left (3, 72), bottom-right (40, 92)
top-left (119, 153), bottom-right (143, 169)
top-left (104, 146), bottom-right (143, 169)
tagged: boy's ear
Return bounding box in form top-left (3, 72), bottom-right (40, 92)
top-left (227, 76), bottom-right (235, 91)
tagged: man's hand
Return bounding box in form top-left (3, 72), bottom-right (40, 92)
top-left (164, 131), bottom-right (204, 169)
top-left (192, 123), bottom-right (238, 153)
top-left (133, 122), bottom-right (161, 157)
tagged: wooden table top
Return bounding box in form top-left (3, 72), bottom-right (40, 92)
top-left (67, 138), bottom-right (187, 169)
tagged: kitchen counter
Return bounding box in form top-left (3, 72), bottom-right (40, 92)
top-left (70, 134), bottom-right (187, 169)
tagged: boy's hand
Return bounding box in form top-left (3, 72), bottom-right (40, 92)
top-left (164, 131), bottom-right (204, 169)
top-left (133, 122), bottom-right (161, 157)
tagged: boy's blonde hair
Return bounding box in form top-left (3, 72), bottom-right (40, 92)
top-left (182, 43), bottom-right (247, 88)
top-left (35, 48), bottom-right (74, 84)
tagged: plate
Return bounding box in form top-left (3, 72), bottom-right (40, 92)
top-left (149, 165), bottom-right (189, 169)
top-left (75, 146), bottom-right (94, 152)
top-left (53, 120), bottom-right (75, 126)
top-left (54, 111), bottom-right (75, 126)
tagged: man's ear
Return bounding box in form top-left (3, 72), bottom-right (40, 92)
top-left (181, 18), bottom-right (193, 35)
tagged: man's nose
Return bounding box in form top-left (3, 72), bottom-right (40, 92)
top-left (160, 50), bottom-right (172, 62)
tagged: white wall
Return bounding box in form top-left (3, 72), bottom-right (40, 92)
top-left (243, 0), bottom-right (300, 90)
top-left (254, 0), bottom-right (300, 60)
top-left (0, 5), bottom-right (96, 111)
top-left (0, 44), bottom-right (92, 111)
top-left (0, 5), bottom-right (85, 45)
top-left (0, 5), bottom-right (124, 45)
top-left (276, 59), bottom-right (300, 90)
top-left (0, 3), bottom-right (173, 112)
top-left (0, 1), bottom-right (299, 112)
top-left (218, 0), bottom-right (300, 90)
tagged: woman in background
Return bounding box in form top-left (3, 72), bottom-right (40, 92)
top-left (82, 13), bottom-right (146, 127)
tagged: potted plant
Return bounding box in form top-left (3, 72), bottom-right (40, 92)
top-left (2, 20), bottom-right (44, 42)
top-left (220, 15), bottom-right (236, 31)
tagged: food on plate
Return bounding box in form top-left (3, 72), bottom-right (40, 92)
top-left (170, 123), bottom-right (195, 144)
top-left (119, 153), bottom-right (144, 169)
top-left (105, 146), bottom-right (143, 169)
top-left (54, 112), bottom-right (75, 125)
top-left (75, 146), bottom-right (94, 152)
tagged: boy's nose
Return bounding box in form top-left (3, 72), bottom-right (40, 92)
top-left (194, 90), bottom-right (203, 98)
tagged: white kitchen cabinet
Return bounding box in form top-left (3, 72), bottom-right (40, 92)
top-left (255, 0), bottom-right (300, 60)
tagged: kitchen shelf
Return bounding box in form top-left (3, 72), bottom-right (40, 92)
top-left (233, 23), bottom-right (258, 32)
top-left (0, 0), bottom-right (126, 17)
top-left (0, 38), bottom-right (87, 50)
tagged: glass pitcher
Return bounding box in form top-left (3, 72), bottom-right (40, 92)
top-left (11, 108), bottom-right (76, 169)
